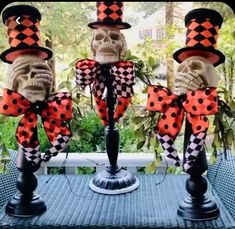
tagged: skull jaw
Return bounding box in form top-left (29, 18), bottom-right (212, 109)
top-left (20, 88), bottom-right (47, 103)
top-left (95, 53), bottom-right (119, 64)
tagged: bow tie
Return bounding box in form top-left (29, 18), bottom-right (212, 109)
top-left (0, 89), bottom-right (73, 166)
top-left (146, 85), bottom-right (218, 172)
top-left (75, 59), bottom-right (135, 126)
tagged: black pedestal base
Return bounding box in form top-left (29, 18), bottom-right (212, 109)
top-left (89, 166), bottom-right (139, 195)
top-left (177, 195), bottom-right (220, 220)
top-left (6, 193), bottom-right (47, 217)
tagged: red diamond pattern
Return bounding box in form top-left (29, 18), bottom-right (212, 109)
top-left (185, 18), bottom-right (219, 48)
top-left (6, 15), bottom-right (41, 48)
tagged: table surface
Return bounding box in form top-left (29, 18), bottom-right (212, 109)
top-left (0, 174), bottom-right (234, 229)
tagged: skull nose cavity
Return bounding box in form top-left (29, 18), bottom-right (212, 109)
top-left (104, 35), bottom-right (111, 42)
top-left (30, 71), bottom-right (37, 78)
top-left (177, 61), bottom-right (191, 73)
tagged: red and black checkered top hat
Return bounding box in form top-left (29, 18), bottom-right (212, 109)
top-left (173, 8), bottom-right (225, 67)
top-left (0, 5), bottom-right (53, 64)
top-left (88, 2), bottom-right (131, 29)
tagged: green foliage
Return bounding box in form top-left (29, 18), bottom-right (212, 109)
top-left (0, 116), bottom-right (18, 150)
top-left (0, 143), bottom-right (11, 173)
top-left (125, 48), bottom-right (159, 85)
top-left (211, 99), bottom-right (235, 162)
top-left (132, 110), bottom-right (161, 152)
top-left (69, 111), bottom-right (105, 152)
top-left (118, 120), bottom-right (137, 152)
top-left (77, 167), bottom-right (95, 174)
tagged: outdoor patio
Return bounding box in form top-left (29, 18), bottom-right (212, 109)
top-left (0, 150), bottom-right (234, 228)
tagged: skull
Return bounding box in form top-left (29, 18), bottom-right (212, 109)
top-left (174, 56), bottom-right (219, 95)
top-left (6, 54), bottom-right (54, 103)
top-left (91, 26), bottom-right (127, 64)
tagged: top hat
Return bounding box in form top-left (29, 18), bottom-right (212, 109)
top-left (0, 5), bottom-right (53, 64)
top-left (173, 8), bottom-right (225, 67)
top-left (88, 2), bottom-right (131, 29)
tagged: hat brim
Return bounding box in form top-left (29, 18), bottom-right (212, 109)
top-left (173, 47), bottom-right (225, 67)
top-left (88, 21), bottom-right (131, 29)
top-left (0, 46), bottom-right (53, 64)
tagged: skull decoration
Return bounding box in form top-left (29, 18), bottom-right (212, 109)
top-left (174, 56), bottom-right (219, 95)
top-left (6, 54), bottom-right (54, 103)
top-left (91, 27), bottom-right (127, 64)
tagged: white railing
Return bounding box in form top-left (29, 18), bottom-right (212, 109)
top-left (36, 152), bottom-right (177, 175)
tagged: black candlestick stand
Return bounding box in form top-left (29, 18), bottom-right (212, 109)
top-left (177, 120), bottom-right (220, 220)
top-left (89, 64), bottom-right (139, 194)
top-left (6, 135), bottom-right (46, 217)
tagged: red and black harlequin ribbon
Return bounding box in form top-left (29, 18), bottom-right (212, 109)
top-left (75, 59), bottom-right (134, 126)
top-left (0, 89), bottom-right (73, 165)
top-left (146, 85), bottom-right (218, 171)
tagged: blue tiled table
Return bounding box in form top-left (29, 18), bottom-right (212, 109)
top-left (0, 174), bottom-right (234, 228)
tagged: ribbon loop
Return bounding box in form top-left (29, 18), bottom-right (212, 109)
top-left (183, 88), bottom-right (218, 116)
top-left (146, 85), bottom-right (218, 171)
top-left (75, 59), bottom-right (99, 87)
top-left (0, 89), bottom-right (73, 165)
top-left (75, 59), bottom-right (135, 126)
top-left (147, 85), bottom-right (177, 113)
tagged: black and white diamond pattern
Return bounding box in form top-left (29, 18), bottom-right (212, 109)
top-left (184, 132), bottom-right (206, 171)
top-left (76, 67), bottom-right (99, 87)
top-left (111, 65), bottom-right (135, 98)
top-left (92, 75), bottom-right (106, 99)
top-left (42, 134), bottom-right (71, 162)
top-left (157, 133), bottom-right (181, 166)
top-left (18, 144), bottom-right (41, 165)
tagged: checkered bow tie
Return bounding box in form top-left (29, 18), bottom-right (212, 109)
top-left (147, 85), bottom-right (218, 172)
top-left (75, 59), bottom-right (135, 126)
top-left (0, 89), bottom-right (73, 166)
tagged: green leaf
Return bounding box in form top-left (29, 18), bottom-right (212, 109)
top-left (0, 144), bottom-right (11, 173)
top-left (145, 161), bottom-right (156, 174)
top-left (209, 155), bottom-right (217, 165)
top-left (132, 116), bottom-right (147, 124)
top-left (148, 56), bottom-right (156, 68)
top-left (0, 115), bottom-right (8, 124)
top-left (229, 99), bottom-right (235, 112)
top-left (224, 128), bottom-right (234, 148)
top-left (212, 132), bottom-right (222, 151)
top-left (57, 80), bottom-right (72, 91)
top-left (137, 140), bottom-right (145, 150)
top-left (142, 86), bottom-right (148, 94)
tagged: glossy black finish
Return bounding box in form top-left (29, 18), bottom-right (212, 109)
top-left (89, 64), bottom-right (138, 193)
top-left (177, 120), bottom-right (220, 220)
top-left (92, 166), bottom-right (138, 190)
top-left (5, 149), bottom-right (46, 217)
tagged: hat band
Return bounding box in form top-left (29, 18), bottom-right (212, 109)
top-left (6, 15), bottom-right (41, 48)
top-left (185, 18), bottom-right (219, 49)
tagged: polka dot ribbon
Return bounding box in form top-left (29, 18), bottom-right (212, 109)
top-left (0, 89), bottom-right (73, 165)
top-left (75, 59), bottom-right (135, 126)
top-left (147, 85), bottom-right (218, 172)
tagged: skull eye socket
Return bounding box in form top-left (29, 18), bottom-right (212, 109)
top-left (95, 33), bottom-right (104, 40)
top-left (109, 33), bottom-right (120, 40)
top-left (189, 61), bottom-right (203, 70)
top-left (22, 65), bottom-right (30, 74)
